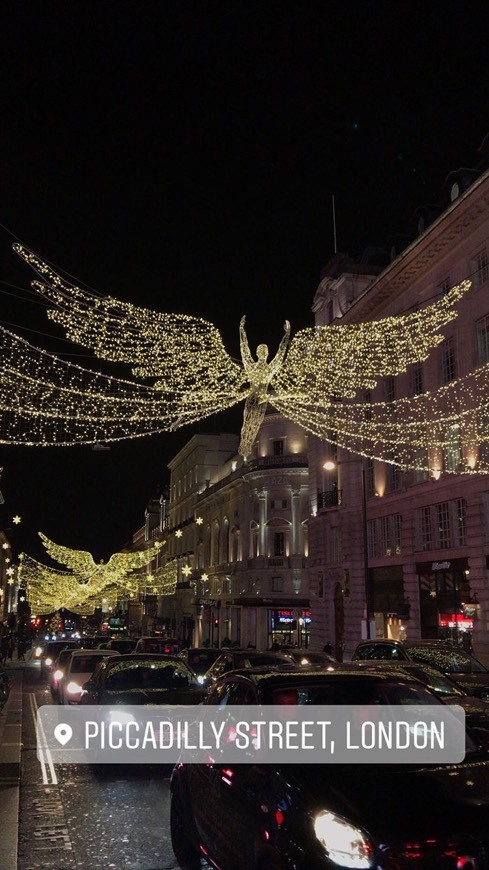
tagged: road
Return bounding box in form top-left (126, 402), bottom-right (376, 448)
top-left (17, 661), bottom-right (182, 870)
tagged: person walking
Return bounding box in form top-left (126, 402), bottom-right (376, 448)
top-left (1, 635), bottom-right (9, 665)
top-left (17, 637), bottom-right (26, 661)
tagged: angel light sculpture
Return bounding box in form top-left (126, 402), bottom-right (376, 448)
top-left (1, 243), bottom-right (488, 472)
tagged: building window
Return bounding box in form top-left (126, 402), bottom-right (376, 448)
top-left (393, 513), bottom-right (402, 554)
top-left (387, 455), bottom-right (401, 492)
top-left (273, 440), bottom-right (284, 456)
top-left (271, 576), bottom-right (283, 592)
top-left (435, 502), bottom-right (451, 549)
top-left (222, 578), bottom-right (231, 595)
top-left (273, 532), bottom-right (285, 557)
top-left (474, 248), bottom-right (489, 287)
top-left (454, 498), bottom-right (467, 547)
top-left (440, 338), bottom-right (456, 384)
top-left (420, 506), bottom-right (432, 551)
top-left (271, 499), bottom-right (288, 509)
top-left (444, 425), bottom-right (461, 473)
top-left (380, 516), bottom-right (390, 555)
top-left (384, 377), bottom-right (395, 403)
top-left (411, 363), bottom-right (424, 396)
top-left (476, 314), bottom-right (489, 365)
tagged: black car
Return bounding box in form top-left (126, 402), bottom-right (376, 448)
top-left (352, 639), bottom-right (489, 700)
top-left (344, 659), bottom-right (489, 749)
top-left (80, 653), bottom-right (207, 705)
top-left (171, 667), bottom-right (489, 869)
top-left (200, 650), bottom-right (295, 688)
top-left (285, 650), bottom-right (336, 667)
top-left (179, 647), bottom-right (225, 678)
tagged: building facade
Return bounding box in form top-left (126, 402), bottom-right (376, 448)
top-left (309, 164), bottom-right (489, 664)
top-left (160, 412), bottom-right (310, 650)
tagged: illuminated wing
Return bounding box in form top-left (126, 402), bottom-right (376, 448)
top-left (272, 281), bottom-right (471, 402)
top-left (274, 361), bottom-right (489, 474)
top-left (13, 245), bottom-right (244, 399)
top-left (0, 324), bottom-right (243, 445)
top-left (104, 540), bottom-right (164, 573)
top-left (39, 532), bottom-right (97, 574)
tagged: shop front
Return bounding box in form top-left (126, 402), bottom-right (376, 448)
top-left (370, 566), bottom-right (409, 640)
top-left (269, 605), bottom-right (311, 648)
top-left (417, 558), bottom-right (475, 644)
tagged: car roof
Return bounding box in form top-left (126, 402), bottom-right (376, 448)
top-left (212, 664), bottom-right (427, 686)
top-left (104, 653), bottom-right (185, 664)
top-left (69, 649), bottom-right (120, 658)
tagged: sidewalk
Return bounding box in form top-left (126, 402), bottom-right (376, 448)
top-left (0, 662), bottom-right (24, 870)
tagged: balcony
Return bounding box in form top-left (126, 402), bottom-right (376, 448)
top-left (317, 488), bottom-right (342, 509)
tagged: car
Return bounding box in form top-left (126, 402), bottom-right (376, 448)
top-left (79, 635), bottom-right (109, 649)
top-left (134, 636), bottom-right (182, 654)
top-left (343, 659), bottom-right (489, 749)
top-left (200, 650), bottom-right (296, 688)
top-left (40, 639), bottom-right (81, 677)
top-left (179, 647), bottom-right (229, 679)
top-left (171, 666), bottom-right (489, 869)
top-left (104, 638), bottom-right (138, 654)
top-left (352, 639), bottom-right (489, 700)
top-left (284, 650), bottom-right (336, 667)
top-left (58, 649), bottom-right (121, 704)
top-left (50, 647), bottom-right (80, 698)
top-left (80, 654), bottom-right (206, 705)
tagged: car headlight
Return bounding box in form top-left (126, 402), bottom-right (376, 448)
top-left (197, 675), bottom-right (205, 685)
top-left (53, 669), bottom-right (64, 681)
top-left (45, 657), bottom-right (53, 667)
top-left (66, 681), bottom-right (82, 694)
top-left (313, 811), bottom-right (374, 869)
top-left (35, 646), bottom-right (43, 657)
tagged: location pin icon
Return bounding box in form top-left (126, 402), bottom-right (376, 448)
top-left (54, 723), bottom-right (73, 746)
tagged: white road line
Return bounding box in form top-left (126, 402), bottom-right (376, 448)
top-left (30, 693), bottom-right (58, 785)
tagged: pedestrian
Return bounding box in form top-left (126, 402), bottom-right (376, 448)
top-left (17, 638), bottom-right (26, 661)
top-left (1, 635), bottom-right (9, 665)
top-left (7, 636), bottom-right (15, 661)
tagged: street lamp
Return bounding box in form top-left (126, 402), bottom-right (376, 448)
top-left (323, 458), bottom-right (372, 640)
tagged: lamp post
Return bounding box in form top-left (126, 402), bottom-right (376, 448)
top-left (323, 458), bottom-right (372, 640)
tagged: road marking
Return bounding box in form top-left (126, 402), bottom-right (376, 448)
top-left (29, 693), bottom-right (58, 785)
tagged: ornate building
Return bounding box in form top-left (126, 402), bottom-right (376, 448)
top-left (309, 157), bottom-right (489, 664)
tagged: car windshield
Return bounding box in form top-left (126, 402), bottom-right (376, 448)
top-left (106, 661), bottom-right (192, 690)
top-left (267, 678), bottom-right (444, 706)
top-left (186, 650), bottom-right (222, 674)
top-left (408, 646), bottom-right (488, 674)
top-left (70, 655), bottom-right (109, 673)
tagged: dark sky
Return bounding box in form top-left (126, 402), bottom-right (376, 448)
top-left (1, 0), bottom-right (489, 562)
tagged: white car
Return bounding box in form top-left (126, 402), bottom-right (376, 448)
top-left (58, 649), bottom-right (120, 704)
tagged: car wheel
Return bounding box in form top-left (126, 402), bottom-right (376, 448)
top-left (170, 788), bottom-right (201, 869)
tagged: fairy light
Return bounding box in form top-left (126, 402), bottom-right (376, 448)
top-left (0, 244), bottom-right (483, 470)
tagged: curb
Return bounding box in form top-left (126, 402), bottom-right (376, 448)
top-left (0, 667), bottom-right (23, 870)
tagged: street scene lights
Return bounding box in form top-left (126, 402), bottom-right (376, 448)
top-left (323, 458), bottom-right (372, 640)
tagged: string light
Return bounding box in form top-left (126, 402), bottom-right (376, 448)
top-left (0, 244), bottom-right (483, 471)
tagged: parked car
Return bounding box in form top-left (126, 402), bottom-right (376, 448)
top-left (40, 639), bottom-right (81, 677)
top-left (352, 639), bottom-right (489, 699)
top-left (134, 636), bottom-right (182, 655)
top-left (200, 650), bottom-right (296, 688)
top-left (179, 647), bottom-right (225, 679)
top-left (80, 654), bottom-right (206, 705)
top-left (79, 635), bottom-right (109, 649)
top-left (171, 666), bottom-right (489, 869)
top-left (58, 649), bottom-right (121, 704)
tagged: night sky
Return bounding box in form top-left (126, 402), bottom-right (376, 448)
top-left (1, 1), bottom-right (489, 562)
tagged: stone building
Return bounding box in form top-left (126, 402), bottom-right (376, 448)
top-left (161, 411), bottom-right (310, 650)
top-left (309, 158), bottom-right (489, 664)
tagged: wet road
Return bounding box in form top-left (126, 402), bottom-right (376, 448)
top-left (18, 663), bottom-right (180, 870)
